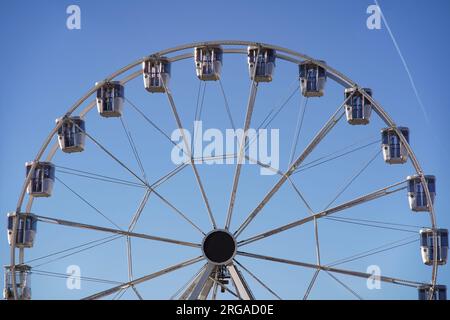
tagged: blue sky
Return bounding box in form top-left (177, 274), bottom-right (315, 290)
top-left (0, 0), bottom-right (449, 299)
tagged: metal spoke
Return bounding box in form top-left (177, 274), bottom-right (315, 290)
top-left (32, 269), bottom-right (122, 286)
top-left (225, 78), bottom-right (259, 230)
top-left (55, 165), bottom-right (146, 188)
top-left (211, 281), bottom-right (219, 300)
top-left (119, 116), bottom-right (148, 183)
top-left (126, 97), bottom-right (177, 149)
top-left (218, 78), bottom-right (236, 130)
top-left (325, 271), bottom-right (363, 300)
top-left (192, 81), bottom-right (207, 155)
top-left (74, 123), bottom-right (148, 187)
top-left (176, 265), bottom-right (207, 300)
top-left (236, 251), bottom-right (427, 288)
top-left (306, 218), bottom-right (322, 298)
top-left (303, 269), bottom-right (320, 300)
top-left (127, 189), bottom-right (152, 233)
top-left (131, 284), bottom-right (144, 300)
top-left (161, 77), bottom-right (217, 229)
top-left (55, 176), bottom-right (123, 230)
top-left (288, 97), bottom-right (307, 167)
top-left (151, 185), bottom-right (206, 235)
top-left (112, 287), bottom-right (128, 300)
top-left (126, 99), bottom-right (237, 165)
top-left (194, 80), bottom-right (203, 129)
top-left (292, 139), bottom-right (380, 175)
top-left (35, 214), bottom-right (201, 249)
top-left (75, 122), bottom-right (205, 235)
top-left (208, 275), bottom-right (242, 299)
top-left (227, 264), bottom-right (255, 300)
top-left (83, 256), bottom-right (204, 300)
top-left (234, 259), bottom-right (281, 300)
top-left (31, 235), bottom-right (122, 268)
top-left (324, 216), bottom-right (419, 234)
top-left (238, 180), bottom-right (407, 247)
top-left (126, 236), bottom-right (135, 294)
top-left (324, 216), bottom-right (424, 231)
top-left (234, 97), bottom-right (350, 238)
top-left (326, 235), bottom-right (419, 268)
top-left (25, 234), bottom-right (119, 265)
top-left (199, 279), bottom-right (215, 300)
top-left (76, 122), bottom-right (205, 233)
top-left (285, 176), bottom-right (323, 300)
top-left (56, 170), bottom-right (145, 188)
top-left (323, 149), bottom-right (381, 210)
top-left (255, 80), bottom-right (299, 133)
top-left (188, 263), bottom-right (216, 300)
top-left (243, 80), bottom-right (299, 167)
top-left (246, 148), bottom-right (336, 275)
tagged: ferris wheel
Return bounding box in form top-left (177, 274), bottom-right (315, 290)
top-left (5, 40), bottom-right (448, 300)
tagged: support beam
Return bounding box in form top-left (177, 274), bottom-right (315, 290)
top-left (199, 278), bottom-right (215, 300)
top-left (162, 79), bottom-right (217, 229)
top-left (36, 214), bottom-right (201, 249)
top-left (188, 264), bottom-right (216, 300)
top-left (83, 256), bottom-right (204, 300)
top-left (225, 80), bottom-right (259, 230)
top-left (179, 265), bottom-right (207, 300)
top-left (227, 264), bottom-right (254, 300)
top-left (234, 100), bottom-right (348, 238)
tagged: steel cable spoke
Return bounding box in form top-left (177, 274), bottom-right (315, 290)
top-left (326, 236), bottom-right (419, 267)
top-left (126, 97), bottom-right (176, 148)
top-left (293, 139), bottom-right (380, 175)
top-left (288, 97), bottom-right (308, 167)
top-left (323, 148), bottom-right (382, 210)
top-left (24, 234), bottom-right (118, 265)
top-left (218, 78), bottom-right (236, 130)
top-left (119, 116), bottom-right (148, 183)
top-left (324, 217), bottom-right (419, 234)
top-left (325, 271), bottom-right (363, 300)
top-left (32, 269), bottom-right (123, 286)
top-left (234, 259), bottom-right (282, 300)
top-left (56, 176), bottom-right (123, 230)
top-left (170, 265), bottom-right (206, 300)
top-left (31, 235), bottom-right (122, 268)
top-left (55, 165), bottom-right (146, 187)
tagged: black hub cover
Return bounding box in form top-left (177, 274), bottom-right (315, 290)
top-left (202, 230), bottom-right (236, 264)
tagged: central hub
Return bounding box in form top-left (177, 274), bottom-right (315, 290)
top-left (202, 229), bottom-right (237, 265)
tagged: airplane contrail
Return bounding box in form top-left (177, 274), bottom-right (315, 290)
top-left (374, 0), bottom-right (430, 124)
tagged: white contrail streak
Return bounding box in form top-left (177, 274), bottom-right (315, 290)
top-left (374, 0), bottom-right (430, 124)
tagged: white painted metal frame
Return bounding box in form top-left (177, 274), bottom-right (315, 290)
top-left (9, 41), bottom-right (439, 300)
